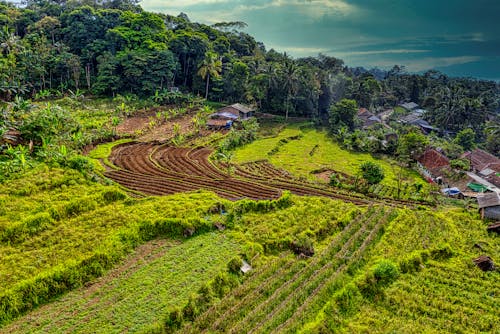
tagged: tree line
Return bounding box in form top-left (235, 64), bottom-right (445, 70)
top-left (1, 0), bottom-right (498, 146)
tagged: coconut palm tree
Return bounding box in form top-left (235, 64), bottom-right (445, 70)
top-left (198, 51), bottom-right (222, 99)
top-left (280, 57), bottom-right (299, 121)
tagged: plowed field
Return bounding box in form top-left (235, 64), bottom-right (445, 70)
top-left (104, 142), bottom-right (420, 206)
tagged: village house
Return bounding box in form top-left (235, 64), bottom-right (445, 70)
top-left (462, 149), bottom-right (500, 188)
top-left (477, 192), bottom-right (500, 220)
top-left (206, 111), bottom-right (238, 130)
top-left (357, 108), bottom-right (382, 128)
top-left (417, 148), bottom-right (450, 182)
top-left (400, 102), bottom-right (419, 111)
top-left (206, 103), bottom-right (254, 130)
top-left (399, 110), bottom-right (437, 134)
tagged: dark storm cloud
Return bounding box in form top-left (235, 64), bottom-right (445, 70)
top-left (141, 0), bottom-right (500, 80)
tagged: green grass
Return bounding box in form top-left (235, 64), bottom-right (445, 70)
top-left (2, 232), bottom-right (240, 334)
top-left (88, 138), bottom-right (133, 171)
top-left (301, 207), bottom-right (499, 333)
top-left (0, 166), bottom-right (230, 324)
top-left (229, 196), bottom-right (360, 255)
top-left (233, 126), bottom-right (426, 189)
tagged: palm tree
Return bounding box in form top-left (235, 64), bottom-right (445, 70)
top-left (198, 51), bottom-right (222, 99)
top-left (281, 57), bottom-right (299, 121)
top-left (485, 121), bottom-right (500, 137)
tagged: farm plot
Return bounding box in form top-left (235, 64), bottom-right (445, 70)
top-left (104, 142), bottom-right (423, 207)
top-left (178, 205), bottom-right (397, 333)
top-left (1, 232), bottom-right (240, 334)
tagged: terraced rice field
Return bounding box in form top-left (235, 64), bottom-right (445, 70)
top-left (104, 142), bottom-right (422, 207)
top-left (179, 206), bottom-right (397, 333)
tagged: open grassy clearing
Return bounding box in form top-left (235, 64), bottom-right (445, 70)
top-left (233, 125), bottom-right (426, 189)
top-left (2, 232), bottom-right (240, 334)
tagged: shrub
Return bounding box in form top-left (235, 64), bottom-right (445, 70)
top-left (64, 197), bottom-right (98, 217)
top-left (430, 244), bottom-right (454, 260)
top-left (290, 235), bottom-right (315, 256)
top-left (373, 260), bottom-right (400, 283)
top-left (65, 155), bottom-right (94, 174)
top-left (227, 256), bottom-right (243, 274)
top-left (357, 260), bottom-right (399, 299)
top-left (101, 188), bottom-right (127, 203)
top-left (359, 161), bottom-right (385, 185)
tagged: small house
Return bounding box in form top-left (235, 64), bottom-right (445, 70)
top-left (400, 102), bottom-right (419, 111)
top-left (477, 192), bottom-right (500, 220)
top-left (218, 103), bottom-right (254, 120)
top-left (358, 108), bottom-right (382, 128)
top-left (461, 149), bottom-right (500, 188)
top-left (206, 119), bottom-right (233, 130)
top-left (417, 148), bottom-right (450, 181)
top-left (399, 112), bottom-right (437, 134)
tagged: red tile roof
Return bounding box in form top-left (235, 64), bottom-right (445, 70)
top-left (462, 149), bottom-right (500, 172)
top-left (418, 149), bottom-right (450, 170)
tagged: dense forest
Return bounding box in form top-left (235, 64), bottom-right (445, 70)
top-left (0, 0), bottom-right (499, 152)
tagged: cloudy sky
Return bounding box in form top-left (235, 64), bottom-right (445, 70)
top-left (141, 0), bottom-right (500, 80)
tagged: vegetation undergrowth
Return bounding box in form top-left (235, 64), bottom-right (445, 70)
top-left (0, 165), bottom-right (234, 326)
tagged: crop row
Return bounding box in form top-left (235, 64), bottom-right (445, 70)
top-left (103, 142), bottom-right (429, 208)
top-left (177, 206), bottom-right (396, 333)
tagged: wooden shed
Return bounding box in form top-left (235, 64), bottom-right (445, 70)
top-left (477, 192), bottom-right (500, 220)
top-left (218, 103), bottom-right (254, 119)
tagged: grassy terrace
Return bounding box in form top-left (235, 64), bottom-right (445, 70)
top-left (233, 125), bottom-right (426, 189)
top-left (2, 232), bottom-right (239, 334)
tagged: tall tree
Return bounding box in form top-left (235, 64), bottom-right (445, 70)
top-left (280, 57), bottom-right (299, 121)
top-left (197, 51), bottom-right (222, 99)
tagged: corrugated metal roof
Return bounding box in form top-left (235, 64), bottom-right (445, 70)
top-left (477, 192), bottom-right (500, 209)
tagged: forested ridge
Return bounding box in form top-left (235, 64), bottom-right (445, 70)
top-left (1, 0), bottom-right (499, 132)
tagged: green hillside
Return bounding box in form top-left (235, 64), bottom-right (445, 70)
top-left (0, 1), bottom-right (499, 333)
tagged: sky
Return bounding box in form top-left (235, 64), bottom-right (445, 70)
top-left (141, 0), bottom-right (500, 81)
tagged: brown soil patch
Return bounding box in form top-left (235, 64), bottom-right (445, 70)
top-left (102, 143), bottom-right (403, 205)
top-left (314, 170), bottom-right (332, 182)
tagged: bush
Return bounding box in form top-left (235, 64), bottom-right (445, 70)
top-left (357, 260), bottom-right (399, 299)
top-left (101, 189), bottom-right (127, 203)
top-left (373, 260), bottom-right (400, 283)
top-left (65, 155), bottom-right (94, 174)
top-left (430, 244), bottom-right (454, 260)
top-left (227, 256), bottom-right (243, 274)
top-left (290, 235), bottom-right (315, 256)
top-left (359, 161), bottom-right (385, 185)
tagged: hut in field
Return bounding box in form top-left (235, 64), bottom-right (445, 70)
top-left (477, 192), bottom-right (500, 220)
top-left (218, 103), bottom-right (254, 119)
top-left (206, 111), bottom-right (238, 130)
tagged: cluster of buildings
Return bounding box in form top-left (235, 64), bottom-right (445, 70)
top-left (357, 101), bottom-right (500, 221)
